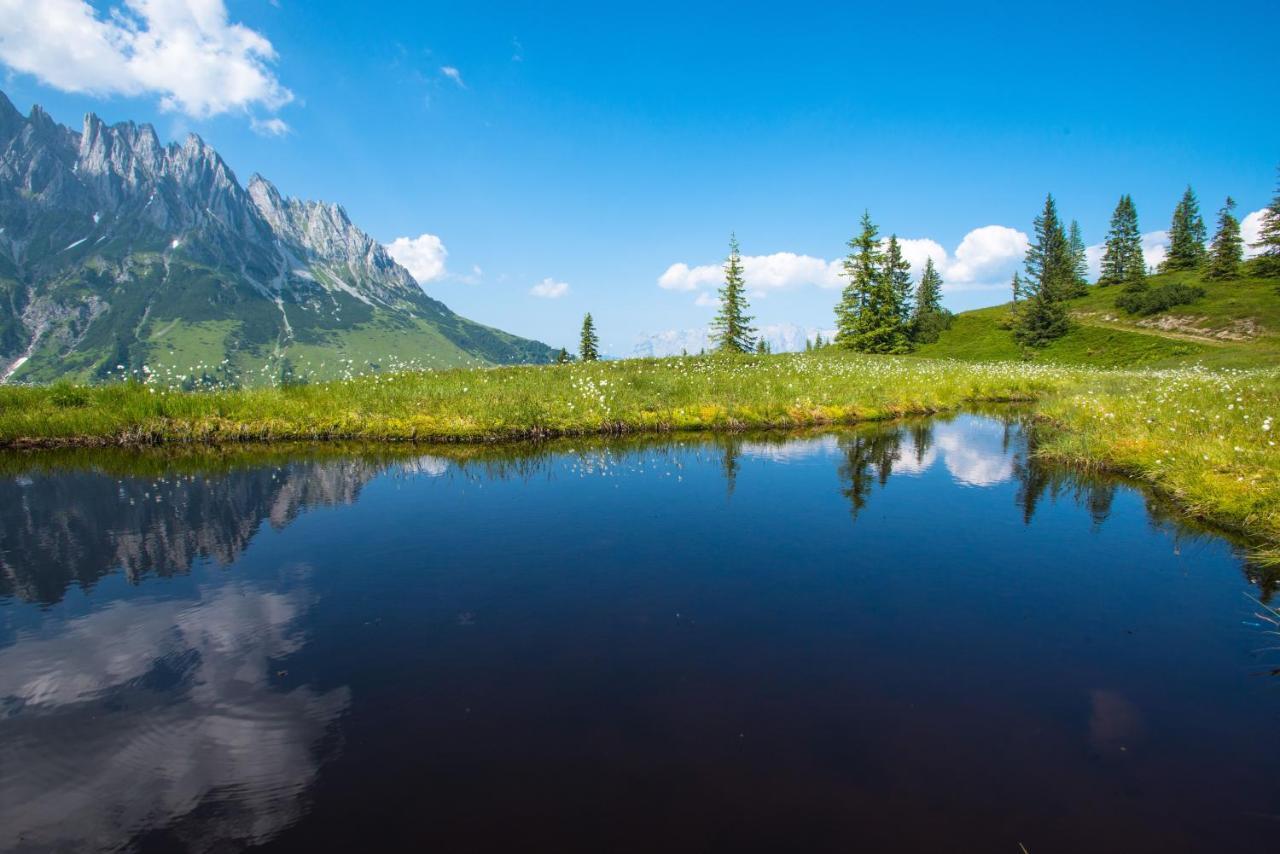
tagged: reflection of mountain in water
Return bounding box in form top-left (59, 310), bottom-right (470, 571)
top-left (0, 458), bottom-right (387, 605)
top-left (0, 578), bottom-right (350, 852)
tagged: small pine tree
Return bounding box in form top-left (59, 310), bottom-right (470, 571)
top-left (1067, 219), bottom-right (1089, 296)
top-left (1010, 271), bottom-right (1023, 305)
top-left (1205, 197), bottom-right (1243, 280)
top-left (835, 211), bottom-right (882, 347)
top-left (579, 313), bottom-right (600, 361)
top-left (1015, 194), bottom-right (1071, 347)
top-left (710, 234), bottom-right (756, 353)
top-left (556, 347), bottom-right (569, 363)
top-left (754, 338), bottom-right (769, 355)
top-left (1098, 195), bottom-right (1145, 288)
top-left (1161, 185), bottom-right (1208, 271)
top-left (1252, 166), bottom-right (1280, 276)
top-left (910, 257), bottom-right (949, 344)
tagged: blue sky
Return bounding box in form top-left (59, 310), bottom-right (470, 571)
top-left (2, 1), bottom-right (1278, 354)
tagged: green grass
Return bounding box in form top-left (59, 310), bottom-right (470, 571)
top-left (2, 351), bottom-right (1279, 558)
top-left (918, 268), bottom-right (1280, 369)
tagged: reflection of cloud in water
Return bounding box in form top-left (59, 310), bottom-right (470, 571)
top-left (397, 454), bottom-right (451, 477)
top-left (893, 419), bottom-right (1014, 487)
top-left (740, 435), bottom-right (839, 463)
top-left (0, 577), bottom-right (349, 853)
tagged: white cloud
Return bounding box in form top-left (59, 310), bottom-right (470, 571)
top-left (385, 233), bottom-right (448, 284)
top-left (1242, 208), bottom-right (1268, 259)
top-left (250, 116), bottom-right (289, 137)
top-left (659, 252), bottom-right (842, 292)
top-left (693, 291), bottom-right (718, 307)
top-left (658, 225), bottom-right (1029, 298)
top-left (530, 277), bottom-right (570, 298)
top-left (440, 65), bottom-right (465, 87)
top-left (0, 0), bottom-right (293, 121)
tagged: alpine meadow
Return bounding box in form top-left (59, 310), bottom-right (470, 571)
top-left (1, 2), bottom-right (1279, 852)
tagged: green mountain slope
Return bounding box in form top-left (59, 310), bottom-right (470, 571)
top-left (0, 91), bottom-right (555, 386)
top-left (916, 267), bottom-right (1280, 368)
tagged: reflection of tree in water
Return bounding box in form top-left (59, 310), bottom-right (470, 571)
top-left (836, 427), bottom-right (906, 521)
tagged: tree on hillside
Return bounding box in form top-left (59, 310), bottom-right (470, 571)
top-left (1067, 220), bottom-right (1089, 296)
top-left (1161, 185), bottom-right (1208, 271)
top-left (1205, 197), bottom-right (1243, 280)
top-left (579, 313), bottom-right (600, 361)
top-left (754, 338), bottom-right (770, 355)
top-left (1098, 195), bottom-right (1145, 288)
top-left (556, 347), bottom-right (570, 363)
top-left (911, 257), bottom-right (949, 344)
top-left (1015, 194), bottom-right (1071, 347)
top-left (1010, 271), bottom-right (1024, 305)
top-left (835, 211), bottom-right (883, 347)
top-left (853, 234), bottom-right (913, 353)
top-left (1252, 166), bottom-right (1280, 276)
top-left (711, 234), bottom-right (756, 353)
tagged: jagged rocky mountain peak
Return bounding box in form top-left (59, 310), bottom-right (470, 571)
top-left (0, 90), bottom-right (555, 382)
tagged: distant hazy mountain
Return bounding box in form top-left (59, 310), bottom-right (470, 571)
top-left (632, 323), bottom-right (835, 357)
top-left (0, 91), bottom-right (554, 385)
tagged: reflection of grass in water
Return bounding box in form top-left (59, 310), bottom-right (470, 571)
top-left (1, 351), bottom-right (1279, 560)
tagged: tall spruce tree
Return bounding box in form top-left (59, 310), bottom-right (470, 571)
top-left (1015, 194), bottom-right (1071, 347)
top-left (579, 313), bottom-right (600, 361)
top-left (1098, 195), bottom-right (1145, 288)
top-left (844, 235), bottom-right (911, 353)
top-left (835, 211), bottom-right (883, 348)
top-left (1067, 220), bottom-right (1089, 296)
top-left (711, 234), bottom-right (756, 352)
top-left (1252, 166), bottom-right (1280, 276)
top-left (1161, 185), bottom-right (1208, 271)
top-left (1205, 197), bottom-right (1243, 280)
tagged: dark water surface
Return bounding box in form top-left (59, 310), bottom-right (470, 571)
top-left (2, 413), bottom-right (1279, 853)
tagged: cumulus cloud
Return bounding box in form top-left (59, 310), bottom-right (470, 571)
top-left (1242, 208), bottom-right (1269, 259)
top-left (385, 233), bottom-right (448, 284)
top-left (440, 66), bottom-right (465, 87)
top-left (659, 252), bottom-right (843, 293)
top-left (0, 0), bottom-right (293, 121)
top-left (658, 225), bottom-right (1029, 298)
top-left (530, 277), bottom-right (570, 298)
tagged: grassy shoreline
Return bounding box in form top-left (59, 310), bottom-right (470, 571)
top-left (1, 352), bottom-right (1277, 555)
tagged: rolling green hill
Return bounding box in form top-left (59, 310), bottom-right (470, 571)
top-left (916, 266), bottom-right (1280, 368)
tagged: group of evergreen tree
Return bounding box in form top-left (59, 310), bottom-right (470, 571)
top-left (832, 211), bottom-right (950, 352)
top-left (560, 165), bottom-right (1280, 363)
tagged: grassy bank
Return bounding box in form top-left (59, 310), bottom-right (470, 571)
top-left (0, 354), bottom-right (1065, 446)
top-left (1, 351), bottom-right (1277, 555)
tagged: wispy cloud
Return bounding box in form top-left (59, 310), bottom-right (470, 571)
top-left (440, 65), bottom-right (466, 88)
top-left (530, 277), bottom-right (570, 299)
top-left (0, 0), bottom-right (292, 124)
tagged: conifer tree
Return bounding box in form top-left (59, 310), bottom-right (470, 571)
top-left (579, 313), bottom-right (600, 361)
top-left (1252, 166), bottom-right (1280, 276)
top-left (1067, 220), bottom-right (1089, 296)
top-left (1010, 271), bottom-right (1023, 305)
top-left (910, 256), bottom-right (948, 343)
top-left (914, 257), bottom-right (943, 317)
top-left (556, 347), bottom-right (569, 363)
top-left (835, 211), bottom-right (882, 347)
top-left (754, 338), bottom-right (769, 355)
top-left (711, 234), bottom-right (756, 352)
top-left (1205, 197), bottom-right (1243, 280)
top-left (1098, 195), bottom-right (1145, 287)
top-left (1161, 185), bottom-right (1208, 271)
top-left (1015, 194), bottom-right (1071, 346)
top-left (854, 235), bottom-right (913, 353)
